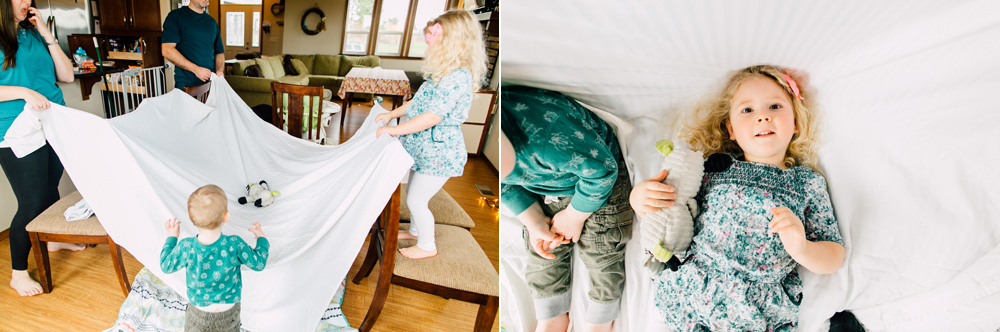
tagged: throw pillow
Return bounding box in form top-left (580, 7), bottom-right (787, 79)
top-left (283, 54), bottom-right (299, 76)
top-left (244, 64), bottom-right (263, 78)
top-left (254, 58), bottom-right (275, 79)
top-left (290, 59), bottom-right (310, 75)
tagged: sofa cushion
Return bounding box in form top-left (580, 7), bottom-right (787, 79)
top-left (291, 59), bottom-right (309, 75)
top-left (254, 58), bottom-right (275, 79)
top-left (279, 75), bottom-right (309, 86)
top-left (264, 56), bottom-right (286, 78)
top-left (289, 54), bottom-right (316, 73)
top-left (306, 75), bottom-right (343, 89)
top-left (313, 55), bottom-right (342, 76)
top-left (338, 55), bottom-right (380, 76)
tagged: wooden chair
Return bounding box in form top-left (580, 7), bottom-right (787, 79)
top-left (26, 191), bottom-right (131, 296)
top-left (182, 81), bottom-right (211, 103)
top-left (353, 186), bottom-right (499, 332)
top-left (271, 82), bottom-right (325, 142)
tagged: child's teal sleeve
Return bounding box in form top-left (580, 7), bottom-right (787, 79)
top-left (159, 237), bottom-right (186, 273)
top-left (546, 139), bottom-right (619, 214)
top-left (237, 237), bottom-right (269, 271)
top-left (501, 184), bottom-right (542, 216)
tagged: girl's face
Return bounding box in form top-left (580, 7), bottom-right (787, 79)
top-left (726, 76), bottom-right (798, 168)
top-left (12, 0), bottom-right (30, 23)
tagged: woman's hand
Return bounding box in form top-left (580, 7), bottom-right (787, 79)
top-left (769, 207), bottom-right (806, 257)
top-left (629, 170), bottom-right (676, 216)
top-left (164, 218), bottom-right (180, 238)
top-left (28, 8), bottom-right (49, 37)
top-left (22, 87), bottom-right (52, 111)
top-left (375, 112), bottom-right (395, 125)
top-left (375, 126), bottom-right (397, 138)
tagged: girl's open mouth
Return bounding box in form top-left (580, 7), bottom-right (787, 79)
top-left (755, 130), bottom-right (775, 137)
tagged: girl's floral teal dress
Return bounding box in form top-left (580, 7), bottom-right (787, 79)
top-left (398, 68), bottom-right (473, 177)
top-left (654, 153), bottom-right (843, 332)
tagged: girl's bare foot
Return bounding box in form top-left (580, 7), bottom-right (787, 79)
top-left (10, 270), bottom-right (43, 296)
top-left (397, 230), bottom-right (418, 241)
top-left (47, 242), bottom-right (87, 252)
top-left (399, 246), bottom-right (437, 259)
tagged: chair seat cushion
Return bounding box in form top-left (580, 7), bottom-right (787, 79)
top-left (399, 184), bottom-right (475, 229)
top-left (25, 191), bottom-right (107, 236)
top-left (396, 224), bottom-right (498, 297)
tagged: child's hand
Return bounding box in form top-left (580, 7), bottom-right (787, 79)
top-left (375, 126), bottom-right (397, 138)
top-left (769, 207), bottom-right (806, 257)
top-left (164, 218), bottom-right (180, 238)
top-left (524, 218), bottom-right (564, 260)
top-left (629, 170), bottom-right (676, 215)
top-left (375, 113), bottom-right (394, 125)
top-left (550, 205), bottom-right (591, 243)
top-left (249, 222), bottom-right (266, 238)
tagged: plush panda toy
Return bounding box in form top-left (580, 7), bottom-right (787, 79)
top-left (238, 180), bottom-right (281, 207)
top-left (640, 139), bottom-right (704, 275)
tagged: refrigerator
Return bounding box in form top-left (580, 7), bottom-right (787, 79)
top-left (34, 0), bottom-right (93, 56)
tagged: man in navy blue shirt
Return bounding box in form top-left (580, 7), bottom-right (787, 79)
top-left (161, 0), bottom-right (225, 89)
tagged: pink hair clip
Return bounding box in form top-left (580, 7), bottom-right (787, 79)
top-left (781, 73), bottom-right (804, 100)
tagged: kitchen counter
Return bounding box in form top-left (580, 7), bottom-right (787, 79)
top-left (74, 66), bottom-right (126, 100)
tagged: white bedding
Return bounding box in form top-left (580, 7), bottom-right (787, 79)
top-left (499, 1), bottom-right (1000, 331)
top-left (7, 76), bottom-right (413, 331)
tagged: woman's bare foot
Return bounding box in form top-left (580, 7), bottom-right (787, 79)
top-left (397, 230), bottom-right (418, 241)
top-left (399, 246), bottom-right (437, 259)
top-left (10, 270), bottom-right (43, 296)
top-left (47, 242), bottom-right (87, 252)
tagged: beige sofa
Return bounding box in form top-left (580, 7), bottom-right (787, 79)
top-left (225, 54), bottom-right (380, 106)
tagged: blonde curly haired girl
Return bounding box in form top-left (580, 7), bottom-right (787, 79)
top-left (630, 65), bottom-right (845, 331)
top-left (374, 10), bottom-right (486, 259)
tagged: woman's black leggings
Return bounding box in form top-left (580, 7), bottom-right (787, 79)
top-left (0, 144), bottom-right (63, 271)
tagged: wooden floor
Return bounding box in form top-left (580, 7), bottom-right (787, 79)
top-left (0, 100), bottom-right (500, 332)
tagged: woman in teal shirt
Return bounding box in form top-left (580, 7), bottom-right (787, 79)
top-left (374, 10), bottom-right (486, 259)
top-left (0, 0), bottom-right (75, 297)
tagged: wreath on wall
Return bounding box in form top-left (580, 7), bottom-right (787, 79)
top-left (301, 7), bottom-right (327, 36)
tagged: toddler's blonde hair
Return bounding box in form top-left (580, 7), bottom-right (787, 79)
top-left (679, 65), bottom-right (822, 171)
top-left (421, 10), bottom-right (487, 92)
top-left (188, 184), bottom-right (228, 229)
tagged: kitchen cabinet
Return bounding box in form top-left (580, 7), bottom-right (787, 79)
top-left (462, 90), bottom-right (497, 155)
top-left (98, 0), bottom-right (161, 34)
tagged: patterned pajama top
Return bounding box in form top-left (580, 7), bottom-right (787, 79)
top-left (160, 235), bottom-right (269, 306)
top-left (655, 153), bottom-right (843, 332)
top-left (398, 68), bottom-right (474, 178)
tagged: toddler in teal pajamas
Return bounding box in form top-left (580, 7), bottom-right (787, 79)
top-left (501, 86), bottom-right (632, 331)
top-left (161, 184), bottom-right (269, 332)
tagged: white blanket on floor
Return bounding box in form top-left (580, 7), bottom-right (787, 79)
top-left (500, 1), bottom-right (1000, 331)
top-left (7, 76), bottom-right (413, 332)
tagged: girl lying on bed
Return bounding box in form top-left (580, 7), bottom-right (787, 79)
top-left (629, 65), bottom-right (845, 331)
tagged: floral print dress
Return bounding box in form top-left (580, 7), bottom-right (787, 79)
top-left (398, 68), bottom-right (473, 177)
top-left (654, 154), bottom-right (843, 332)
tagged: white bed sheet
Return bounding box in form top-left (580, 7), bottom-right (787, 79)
top-left (7, 76), bottom-right (413, 331)
top-left (499, 1), bottom-right (1000, 331)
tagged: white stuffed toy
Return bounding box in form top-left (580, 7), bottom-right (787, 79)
top-left (238, 180), bottom-right (281, 207)
top-left (640, 139), bottom-right (704, 275)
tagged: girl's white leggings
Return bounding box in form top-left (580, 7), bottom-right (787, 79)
top-left (405, 170), bottom-right (451, 251)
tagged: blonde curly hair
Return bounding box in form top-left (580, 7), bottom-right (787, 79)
top-left (421, 10), bottom-right (486, 92)
top-left (679, 65), bottom-right (822, 171)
